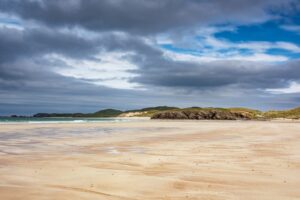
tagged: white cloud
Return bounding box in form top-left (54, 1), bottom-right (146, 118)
top-left (237, 41), bottom-right (300, 53)
top-left (47, 52), bottom-right (141, 90)
top-left (157, 26), bottom-right (300, 63)
top-left (0, 22), bottom-right (23, 30)
top-left (281, 25), bottom-right (300, 34)
top-left (266, 82), bottom-right (300, 94)
top-left (164, 49), bottom-right (288, 63)
top-left (0, 14), bottom-right (24, 30)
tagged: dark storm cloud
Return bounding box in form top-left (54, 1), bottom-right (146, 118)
top-left (129, 56), bottom-right (300, 90)
top-left (0, 26), bottom-right (101, 96)
top-left (0, 0), bottom-right (295, 34)
top-left (0, 27), bottom-right (101, 63)
top-left (0, 26), bottom-right (143, 86)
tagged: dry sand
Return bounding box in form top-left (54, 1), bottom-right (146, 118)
top-left (0, 120), bottom-right (300, 200)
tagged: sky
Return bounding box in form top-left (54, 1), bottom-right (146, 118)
top-left (1, 0), bottom-right (300, 115)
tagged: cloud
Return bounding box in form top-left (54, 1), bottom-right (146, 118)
top-left (1, 21), bottom-right (300, 113)
top-left (281, 25), bottom-right (300, 34)
top-left (158, 26), bottom-right (300, 58)
top-left (0, 26), bottom-right (103, 65)
top-left (156, 25), bottom-right (300, 66)
top-left (127, 40), bottom-right (300, 91)
top-left (0, 26), bottom-right (143, 114)
top-left (0, 55), bottom-right (157, 115)
top-left (266, 81), bottom-right (300, 94)
top-left (0, 0), bottom-right (296, 34)
top-left (52, 52), bottom-right (141, 89)
top-left (0, 0), bottom-right (300, 114)
top-left (163, 50), bottom-right (289, 63)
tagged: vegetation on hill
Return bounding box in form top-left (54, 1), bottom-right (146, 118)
top-left (33, 109), bottom-right (122, 118)
top-left (33, 113), bottom-right (84, 118)
top-left (151, 109), bottom-right (253, 120)
top-left (151, 107), bottom-right (262, 120)
top-left (126, 106), bottom-right (178, 112)
top-left (264, 107), bottom-right (300, 119)
top-left (151, 106), bottom-right (300, 120)
top-left (31, 106), bottom-right (300, 120)
top-left (88, 109), bottom-right (123, 117)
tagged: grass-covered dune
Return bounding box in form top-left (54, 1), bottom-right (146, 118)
top-left (264, 107), bottom-right (300, 119)
top-left (119, 106), bottom-right (179, 117)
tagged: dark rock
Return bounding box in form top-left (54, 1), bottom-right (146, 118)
top-left (151, 110), bottom-right (252, 120)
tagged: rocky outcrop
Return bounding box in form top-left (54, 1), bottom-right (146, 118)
top-left (151, 110), bottom-right (252, 120)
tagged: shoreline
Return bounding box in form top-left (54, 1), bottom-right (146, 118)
top-left (0, 117), bottom-right (150, 125)
top-left (1, 117), bottom-right (299, 126)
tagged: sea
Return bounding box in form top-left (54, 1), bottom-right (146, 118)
top-left (0, 117), bottom-right (147, 124)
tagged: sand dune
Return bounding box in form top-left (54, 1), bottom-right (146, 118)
top-left (0, 121), bottom-right (300, 199)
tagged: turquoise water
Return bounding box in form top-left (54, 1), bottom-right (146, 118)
top-left (0, 117), bottom-right (144, 124)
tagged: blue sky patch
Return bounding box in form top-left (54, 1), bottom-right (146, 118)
top-left (215, 22), bottom-right (300, 44)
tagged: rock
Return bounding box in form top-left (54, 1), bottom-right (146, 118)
top-left (151, 110), bottom-right (252, 120)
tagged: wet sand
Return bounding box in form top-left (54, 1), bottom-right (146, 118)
top-left (0, 120), bottom-right (300, 200)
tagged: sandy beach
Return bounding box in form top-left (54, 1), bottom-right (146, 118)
top-left (0, 120), bottom-right (300, 200)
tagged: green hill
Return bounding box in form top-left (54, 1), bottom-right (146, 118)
top-left (33, 109), bottom-right (122, 118)
top-left (88, 109), bottom-right (123, 117)
top-left (126, 106), bottom-right (178, 112)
